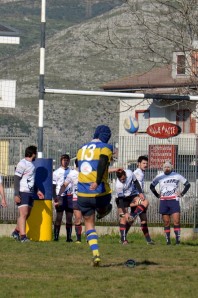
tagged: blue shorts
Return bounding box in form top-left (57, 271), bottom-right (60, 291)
top-left (159, 199), bottom-right (180, 215)
top-left (17, 192), bottom-right (34, 208)
top-left (55, 195), bottom-right (73, 213)
top-left (78, 194), bottom-right (111, 216)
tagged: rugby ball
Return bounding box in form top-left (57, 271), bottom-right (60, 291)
top-left (124, 116), bottom-right (139, 133)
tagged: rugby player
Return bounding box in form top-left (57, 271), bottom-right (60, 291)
top-left (150, 160), bottom-right (191, 245)
top-left (77, 125), bottom-right (113, 266)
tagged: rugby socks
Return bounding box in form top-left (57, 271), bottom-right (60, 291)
top-left (66, 223), bottom-right (73, 242)
top-left (119, 223), bottom-right (126, 242)
top-left (54, 225), bottom-right (60, 241)
top-left (75, 224), bottom-right (82, 242)
top-left (86, 229), bottom-right (99, 257)
top-left (131, 205), bottom-right (146, 219)
top-left (174, 225), bottom-right (181, 244)
top-left (125, 222), bottom-right (131, 236)
top-left (164, 226), bottom-right (171, 245)
top-left (141, 223), bottom-right (152, 243)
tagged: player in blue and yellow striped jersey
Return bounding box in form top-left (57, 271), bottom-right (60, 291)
top-left (77, 125), bottom-right (113, 266)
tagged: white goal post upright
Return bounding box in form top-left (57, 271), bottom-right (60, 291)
top-left (38, 0), bottom-right (46, 158)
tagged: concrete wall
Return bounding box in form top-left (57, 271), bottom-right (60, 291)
top-left (2, 224), bottom-right (197, 240)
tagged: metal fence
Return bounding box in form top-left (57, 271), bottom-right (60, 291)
top-left (0, 134), bottom-right (197, 228)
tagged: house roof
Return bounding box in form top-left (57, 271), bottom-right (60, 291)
top-left (103, 64), bottom-right (197, 92)
top-left (0, 24), bottom-right (20, 37)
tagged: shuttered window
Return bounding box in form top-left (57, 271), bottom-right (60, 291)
top-left (176, 109), bottom-right (195, 133)
top-left (191, 51), bottom-right (198, 75)
top-left (177, 54), bottom-right (186, 75)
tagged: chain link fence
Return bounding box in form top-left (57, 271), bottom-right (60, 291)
top-left (0, 134), bottom-right (197, 228)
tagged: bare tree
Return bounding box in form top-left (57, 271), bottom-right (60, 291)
top-left (124, 0), bottom-right (198, 68)
top-left (85, 0), bottom-right (198, 75)
top-left (83, 0), bottom-right (198, 114)
top-left (120, 0), bottom-right (198, 115)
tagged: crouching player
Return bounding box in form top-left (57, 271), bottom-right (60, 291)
top-left (114, 168), bottom-right (146, 244)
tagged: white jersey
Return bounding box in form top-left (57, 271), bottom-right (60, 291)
top-left (151, 171), bottom-right (187, 198)
top-left (133, 168), bottom-right (145, 194)
top-left (115, 169), bottom-right (138, 198)
top-left (15, 158), bottom-right (35, 193)
top-left (53, 166), bottom-right (70, 195)
top-left (65, 169), bottom-right (79, 199)
top-left (0, 175), bottom-right (2, 184)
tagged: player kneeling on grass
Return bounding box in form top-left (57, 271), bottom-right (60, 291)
top-left (114, 169), bottom-right (152, 245)
top-left (150, 160), bottom-right (191, 245)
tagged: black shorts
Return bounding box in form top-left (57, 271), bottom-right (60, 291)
top-left (17, 192), bottom-right (34, 208)
top-left (115, 195), bottom-right (138, 208)
top-left (73, 197), bottom-right (80, 210)
top-left (78, 194), bottom-right (111, 216)
top-left (55, 195), bottom-right (73, 213)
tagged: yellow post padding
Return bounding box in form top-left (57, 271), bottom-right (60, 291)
top-left (26, 200), bottom-right (52, 241)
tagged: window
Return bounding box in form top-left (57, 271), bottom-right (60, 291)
top-left (176, 109), bottom-right (195, 133)
top-left (177, 55), bottom-right (186, 75)
top-left (135, 110), bottom-right (150, 133)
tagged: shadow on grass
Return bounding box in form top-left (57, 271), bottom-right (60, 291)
top-left (100, 259), bottom-right (159, 268)
top-left (181, 242), bottom-right (198, 246)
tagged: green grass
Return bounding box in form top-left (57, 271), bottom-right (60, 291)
top-left (0, 233), bottom-right (198, 298)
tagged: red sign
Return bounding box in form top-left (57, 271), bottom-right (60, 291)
top-left (146, 122), bottom-right (181, 139)
top-left (148, 145), bottom-right (177, 169)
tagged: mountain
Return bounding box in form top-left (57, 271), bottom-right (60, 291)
top-left (0, 0), bottom-right (126, 141)
top-left (0, 0), bottom-right (175, 143)
top-left (0, 0), bottom-right (124, 61)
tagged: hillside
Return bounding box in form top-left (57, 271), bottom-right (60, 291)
top-left (0, 0), bottom-right (126, 141)
top-left (0, 0), bottom-right (176, 143)
top-left (0, 0), bottom-right (123, 59)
